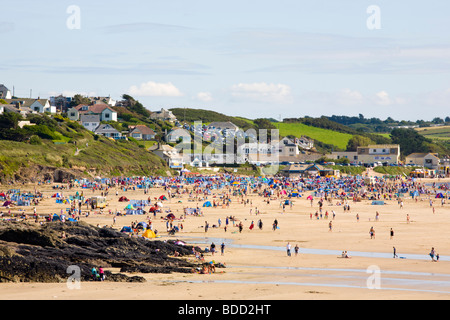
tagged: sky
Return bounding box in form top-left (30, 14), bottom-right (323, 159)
top-left (2, 0), bottom-right (450, 121)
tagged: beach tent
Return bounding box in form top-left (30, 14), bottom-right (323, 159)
top-left (166, 213), bottom-right (176, 220)
top-left (436, 193), bottom-right (444, 199)
top-left (410, 191), bottom-right (420, 198)
top-left (156, 202), bottom-right (164, 208)
top-left (136, 222), bottom-right (147, 230)
top-left (203, 201), bottom-right (212, 207)
top-left (52, 214), bottom-right (61, 221)
top-left (67, 218), bottom-right (77, 222)
top-left (2, 201), bottom-right (11, 207)
top-left (149, 206), bottom-right (157, 212)
top-left (159, 195), bottom-right (168, 200)
top-left (125, 204), bottom-right (136, 210)
top-left (121, 226), bottom-right (133, 233)
top-left (118, 196), bottom-right (129, 202)
top-left (142, 229), bottom-right (156, 239)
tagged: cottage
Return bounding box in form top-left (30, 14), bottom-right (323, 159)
top-left (150, 108), bottom-right (177, 122)
top-left (80, 114), bottom-right (101, 132)
top-left (68, 103), bottom-right (117, 122)
top-left (94, 124), bottom-right (121, 139)
top-left (0, 85), bottom-right (12, 100)
top-left (149, 143), bottom-right (184, 169)
top-left (405, 153), bottom-right (440, 170)
top-left (129, 125), bottom-right (156, 141)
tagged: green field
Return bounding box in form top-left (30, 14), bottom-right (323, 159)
top-left (277, 122), bottom-right (353, 150)
top-left (416, 126), bottom-right (450, 141)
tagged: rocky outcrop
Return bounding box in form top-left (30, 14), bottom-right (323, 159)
top-left (0, 221), bottom-right (202, 283)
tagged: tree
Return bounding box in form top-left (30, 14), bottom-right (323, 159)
top-left (69, 94), bottom-right (91, 107)
top-left (390, 128), bottom-right (432, 156)
top-left (346, 135), bottom-right (374, 151)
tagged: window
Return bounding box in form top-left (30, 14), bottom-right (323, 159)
top-left (104, 113), bottom-right (110, 118)
top-left (70, 112), bottom-right (75, 117)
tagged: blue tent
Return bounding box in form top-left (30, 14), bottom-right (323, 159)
top-left (52, 214), bottom-right (61, 221)
top-left (136, 222), bottom-right (147, 229)
top-left (203, 201), bottom-right (212, 207)
top-left (121, 226), bottom-right (133, 233)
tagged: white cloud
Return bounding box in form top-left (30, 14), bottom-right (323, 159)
top-left (374, 91), bottom-right (392, 106)
top-left (337, 88), bottom-right (364, 106)
top-left (230, 82), bottom-right (293, 103)
top-left (128, 81), bottom-right (183, 97)
top-left (196, 91), bottom-right (213, 102)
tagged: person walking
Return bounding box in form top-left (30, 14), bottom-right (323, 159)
top-left (393, 247), bottom-right (398, 258)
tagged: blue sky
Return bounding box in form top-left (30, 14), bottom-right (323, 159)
top-left (2, 0), bottom-right (450, 120)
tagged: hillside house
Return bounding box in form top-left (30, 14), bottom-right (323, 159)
top-left (129, 125), bottom-right (156, 140)
top-left (68, 103), bottom-right (117, 122)
top-left (94, 124), bottom-right (122, 139)
top-left (150, 108), bottom-right (177, 122)
top-left (0, 84), bottom-right (12, 99)
top-left (80, 114), bottom-right (101, 132)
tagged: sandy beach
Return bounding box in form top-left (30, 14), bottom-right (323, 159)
top-left (1, 174), bottom-right (450, 300)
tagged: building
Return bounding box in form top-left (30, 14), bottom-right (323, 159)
top-left (405, 153), bottom-right (440, 169)
top-left (50, 95), bottom-right (73, 113)
top-left (129, 125), bottom-right (156, 140)
top-left (68, 103), bottom-right (117, 122)
top-left (207, 121), bottom-right (239, 133)
top-left (280, 163), bottom-right (337, 178)
top-left (278, 137), bottom-right (300, 158)
top-left (236, 142), bottom-right (279, 165)
top-left (149, 143), bottom-right (184, 169)
top-left (94, 124), bottom-right (122, 139)
top-left (80, 114), bottom-right (101, 132)
top-left (327, 144), bottom-right (400, 165)
top-left (150, 108), bottom-right (177, 122)
top-left (0, 84), bottom-right (12, 99)
top-left (165, 127), bottom-right (191, 143)
top-left (4, 98), bottom-right (55, 114)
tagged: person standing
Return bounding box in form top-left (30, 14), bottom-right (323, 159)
top-left (286, 242), bottom-right (291, 257)
top-left (221, 242), bottom-right (225, 256)
top-left (390, 228), bottom-right (394, 239)
top-left (294, 244), bottom-right (299, 256)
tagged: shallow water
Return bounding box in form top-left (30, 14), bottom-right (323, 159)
top-left (178, 236), bottom-right (448, 262)
top-left (163, 236), bottom-right (450, 295)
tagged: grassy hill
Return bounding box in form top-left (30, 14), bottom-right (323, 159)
top-left (0, 114), bottom-right (170, 183)
top-left (416, 126), bottom-right (450, 141)
top-left (276, 122), bottom-right (353, 150)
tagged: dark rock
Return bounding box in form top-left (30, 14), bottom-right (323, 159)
top-left (0, 221), bottom-right (202, 283)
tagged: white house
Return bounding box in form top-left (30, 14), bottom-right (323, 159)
top-left (150, 108), bottom-right (177, 122)
top-left (94, 123), bottom-right (121, 139)
top-left (30, 99), bottom-right (55, 113)
top-left (68, 103), bottom-right (117, 122)
top-left (0, 84), bottom-right (12, 100)
top-left (80, 114), bottom-right (101, 132)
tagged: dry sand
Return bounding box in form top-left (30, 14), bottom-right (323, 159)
top-left (1, 177), bottom-right (450, 300)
